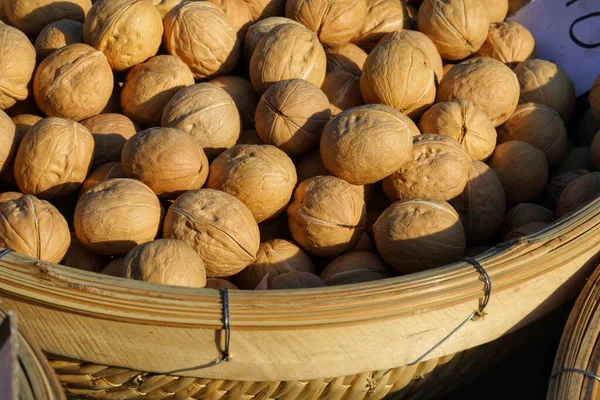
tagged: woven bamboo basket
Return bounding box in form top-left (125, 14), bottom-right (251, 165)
top-left (0, 311), bottom-right (66, 400)
top-left (0, 196), bottom-right (599, 399)
top-left (548, 258), bottom-right (600, 400)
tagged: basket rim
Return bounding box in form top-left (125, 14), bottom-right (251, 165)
top-left (0, 197), bottom-right (599, 329)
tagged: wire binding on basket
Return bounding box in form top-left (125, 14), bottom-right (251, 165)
top-left (0, 249), bottom-right (12, 259)
top-left (155, 287), bottom-right (231, 374)
top-left (382, 257), bottom-right (492, 376)
top-left (551, 368), bottom-right (600, 382)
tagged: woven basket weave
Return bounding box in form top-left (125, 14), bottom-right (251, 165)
top-left (548, 261), bottom-right (600, 399)
top-left (0, 197), bottom-right (599, 400)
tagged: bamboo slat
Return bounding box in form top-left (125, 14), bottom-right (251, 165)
top-left (548, 262), bottom-right (600, 399)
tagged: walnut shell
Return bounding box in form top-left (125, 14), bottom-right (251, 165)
top-left (483, 0), bottom-right (509, 23)
top-left (5, 0), bottom-right (91, 35)
top-left (268, 270), bottom-right (326, 289)
top-left (0, 24), bottom-right (36, 110)
top-left (235, 239), bottom-right (314, 289)
top-left (164, 2), bottom-right (240, 80)
top-left (592, 131), bottom-right (600, 170)
top-left (321, 251), bottom-right (389, 286)
top-left (373, 198), bottom-right (465, 273)
top-left (0, 194), bottom-right (70, 263)
top-left (161, 83), bottom-right (241, 160)
top-left (379, 30), bottom-right (444, 85)
top-left (237, 130), bottom-right (264, 145)
top-left (351, 0), bottom-right (409, 52)
top-left (74, 178), bottom-right (162, 256)
top-left (556, 172), bottom-right (600, 218)
top-left (243, 0), bottom-right (286, 21)
top-left (465, 246), bottom-right (490, 258)
top-left (360, 37), bottom-right (435, 118)
top-left (417, 0), bottom-right (489, 60)
top-left (249, 23), bottom-right (326, 95)
top-left (504, 222), bottom-right (549, 241)
top-left (321, 104), bottom-right (413, 185)
top-left (11, 114), bottom-right (42, 139)
top-left (590, 75), bottom-right (600, 121)
top-left (321, 71), bottom-right (364, 116)
top-left (0, 110), bottom-right (19, 183)
top-left (206, 144), bottom-right (297, 222)
top-left (121, 55), bottom-right (195, 127)
top-left (383, 134), bottom-right (471, 202)
top-left (503, 203), bottom-right (555, 235)
top-left (80, 162), bottom-right (126, 195)
top-left (101, 257), bottom-right (125, 277)
top-left (514, 59), bottom-right (575, 122)
top-left (0, 192), bottom-right (24, 204)
top-left (488, 141), bottom-right (548, 205)
top-left (475, 22), bottom-right (535, 68)
top-left (450, 161), bottom-right (505, 246)
top-left (210, 76), bottom-right (259, 131)
top-left (84, 0), bottom-right (163, 71)
top-left (207, 0), bottom-right (253, 40)
top-left (34, 43), bottom-right (113, 121)
top-left (81, 113), bottom-right (138, 168)
top-left (163, 189), bottom-right (260, 277)
top-left (544, 170), bottom-right (590, 211)
top-left (243, 17), bottom-right (301, 65)
top-left (325, 43), bottom-right (367, 77)
top-left (123, 239), bottom-right (207, 287)
top-left (437, 57), bottom-right (519, 127)
top-left (14, 118), bottom-right (94, 200)
top-left (35, 19), bottom-right (83, 61)
top-left (554, 147), bottom-right (593, 176)
top-left (287, 175), bottom-right (366, 257)
top-left (285, 0), bottom-right (368, 47)
top-left (206, 278), bottom-right (239, 289)
top-left (350, 232), bottom-right (373, 253)
top-left (418, 99), bottom-right (497, 161)
top-left (498, 103), bottom-right (567, 166)
top-left (255, 79), bottom-right (331, 156)
top-left (258, 212), bottom-right (291, 242)
top-left (153, 0), bottom-right (182, 17)
top-left (295, 149), bottom-right (329, 183)
top-left (577, 111), bottom-right (600, 147)
top-left (63, 233), bottom-right (105, 272)
top-left (122, 127), bottom-right (209, 199)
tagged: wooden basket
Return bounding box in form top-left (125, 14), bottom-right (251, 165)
top-left (0, 197), bottom-right (599, 399)
top-left (548, 258), bottom-right (600, 399)
top-left (0, 311), bottom-right (66, 400)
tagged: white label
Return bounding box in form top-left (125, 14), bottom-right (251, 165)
top-left (508, 0), bottom-right (600, 96)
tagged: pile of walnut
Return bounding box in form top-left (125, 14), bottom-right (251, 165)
top-left (0, 0), bottom-right (598, 290)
